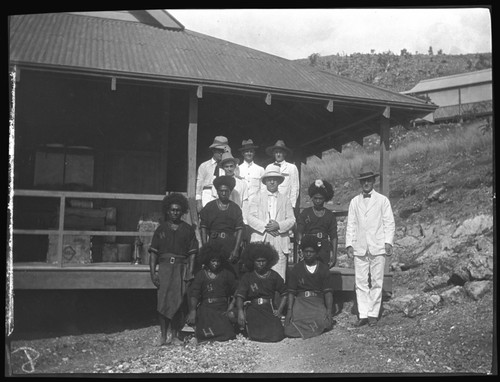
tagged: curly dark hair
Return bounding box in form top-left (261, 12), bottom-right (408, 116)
top-left (198, 241), bottom-right (230, 267)
top-left (299, 235), bottom-right (321, 252)
top-left (162, 192), bottom-right (189, 217)
top-left (240, 242), bottom-right (279, 271)
top-left (308, 179), bottom-right (334, 201)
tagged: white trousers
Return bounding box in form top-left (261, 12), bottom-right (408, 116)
top-left (354, 253), bottom-right (386, 319)
top-left (271, 253), bottom-right (288, 282)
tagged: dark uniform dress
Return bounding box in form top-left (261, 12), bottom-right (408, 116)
top-left (297, 207), bottom-right (338, 265)
top-left (149, 221), bottom-right (198, 328)
top-left (235, 270), bottom-right (287, 342)
top-left (189, 269), bottom-right (237, 343)
top-left (284, 261), bottom-right (334, 339)
top-left (199, 200), bottom-right (244, 276)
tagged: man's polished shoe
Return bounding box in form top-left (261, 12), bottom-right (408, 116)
top-left (352, 318), bottom-right (368, 327)
top-left (368, 316), bottom-right (378, 327)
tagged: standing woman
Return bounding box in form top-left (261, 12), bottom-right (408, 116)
top-left (296, 179), bottom-right (338, 267)
top-left (149, 193), bottom-right (198, 346)
top-left (199, 175), bottom-right (244, 276)
top-left (235, 242), bottom-right (287, 342)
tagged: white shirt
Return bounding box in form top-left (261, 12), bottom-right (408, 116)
top-left (267, 191), bottom-right (278, 220)
top-left (238, 160), bottom-right (265, 201)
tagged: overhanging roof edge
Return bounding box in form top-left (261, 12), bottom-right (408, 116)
top-left (10, 61), bottom-right (438, 113)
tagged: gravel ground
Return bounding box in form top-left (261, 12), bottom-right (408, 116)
top-left (9, 290), bottom-right (494, 375)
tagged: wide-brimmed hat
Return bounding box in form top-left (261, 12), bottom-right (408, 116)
top-left (219, 152), bottom-right (240, 167)
top-left (209, 136), bottom-right (229, 149)
top-left (265, 140), bottom-right (292, 157)
top-left (238, 139), bottom-right (259, 151)
top-left (213, 175), bottom-right (236, 191)
top-left (356, 167), bottom-right (380, 180)
top-left (261, 165), bottom-right (285, 184)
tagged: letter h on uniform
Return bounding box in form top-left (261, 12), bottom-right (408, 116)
top-left (202, 327), bottom-right (215, 337)
top-left (250, 283), bottom-right (259, 292)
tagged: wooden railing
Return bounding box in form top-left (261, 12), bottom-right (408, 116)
top-left (12, 189), bottom-right (171, 267)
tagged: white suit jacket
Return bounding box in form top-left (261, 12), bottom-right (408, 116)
top-left (345, 190), bottom-right (395, 256)
top-left (247, 190), bottom-right (296, 254)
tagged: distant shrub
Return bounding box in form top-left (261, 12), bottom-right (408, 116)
top-left (302, 120), bottom-right (492, 184)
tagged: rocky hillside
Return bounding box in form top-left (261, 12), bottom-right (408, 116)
top-left (295, 52), bottom-right (492, 92)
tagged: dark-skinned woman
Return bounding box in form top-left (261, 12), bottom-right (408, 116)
top-left (284, 235), bottom-right (334, 339)
top-left (296, 179), bottom-right (338, 267)
top-left (149, 193), bottom-right (198, 346)
top-left (199, 175), bottom-right (244, 277)
top-left (186, 242), bottom-right (237, 343)
top-left (235, 242), bottom-right (287, 342)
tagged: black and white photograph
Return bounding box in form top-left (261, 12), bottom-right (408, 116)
top-left (7, 7), bottom-right (494, 376)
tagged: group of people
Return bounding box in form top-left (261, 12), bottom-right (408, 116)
top-left (148, 135), bottom-right (395, 346)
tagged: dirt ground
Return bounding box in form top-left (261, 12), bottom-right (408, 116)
top-left (8, 284), bottom-right (494, 375)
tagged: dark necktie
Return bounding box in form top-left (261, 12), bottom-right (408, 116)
top-left (213, 164), bottom-right (220, 178)
top-left (363, 193), bottom-right (371, 198)
top-left (274, 162), bottom-right (281, 167)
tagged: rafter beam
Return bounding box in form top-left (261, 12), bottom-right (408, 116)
top-left (299, 110), bottom-right (382, 149)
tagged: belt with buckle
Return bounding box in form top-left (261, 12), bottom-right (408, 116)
top-left (305, 232), bottom-right (327, 239)
top-left (159, 254), bottom-right (187, 264)
top-left (299, 291), bottom-right (319, 298)
top-left (204, 297), bottom-right (227, 304)
top-left (210, 231), bottom-right (228, 239)
top-left (203, 186), bottom-right (213, 190)
top-left (251, 297), bottom-right (271, 305)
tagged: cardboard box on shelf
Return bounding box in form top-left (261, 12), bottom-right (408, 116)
top-left (47, 235), bottom-right (92, 265)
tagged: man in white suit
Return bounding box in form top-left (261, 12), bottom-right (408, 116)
top-left (346, 167), bottom-right (395, 328)
top-left (247, 165), bottom-right (296, 281)
top-left (264, 140), bottom-right (300, 209)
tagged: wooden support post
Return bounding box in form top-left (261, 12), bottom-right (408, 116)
top-left (57, 195), bottom-right (66, 267)
top-left (379, 110), bottom-right (390, 197)
top-left (187, 89), bottom-right (202, 247)
top-left (159, 89), bottom-right (170, 192)
top-left (380, 108), bottom-right (392, 276)
top-left (187, 89), bottom-right (198, 199)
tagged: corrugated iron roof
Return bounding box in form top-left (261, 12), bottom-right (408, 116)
top-left (9, 12), bottom-right (431, 108)
top-left (402, 68), bottom-right (492, 94)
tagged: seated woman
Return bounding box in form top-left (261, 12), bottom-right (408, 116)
top-left (235, 242), bottom-right (287, 342)
top-left (199, 175), bottom-right (244, 277)
top-left (296, 179), bottom-right (338, 267)
top-left (186, 242), bottom-right (237, 343)
top-left (284, 235), bottom-right (334, 340)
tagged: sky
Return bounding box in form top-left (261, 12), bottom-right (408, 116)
top-left (167, 8), bottom-right (492, 60)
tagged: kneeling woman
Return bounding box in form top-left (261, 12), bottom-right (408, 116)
top-left (186, 242), bottom-right (238, 343)
top-left (284, 236), bottom-right (334, 339)
top-left (235, 242), bottom-right (287, 342)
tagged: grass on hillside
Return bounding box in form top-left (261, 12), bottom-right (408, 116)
top-left (301, 119), bottom-right (493, 186)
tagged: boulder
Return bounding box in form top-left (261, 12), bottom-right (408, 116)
top-left (383, 294), bottom-right (416, 315)
top-left (407, 224), bottom-right (423, 238)
top-left (467, 253), bottom-right (494, 280)
top-left (451, 214), bottom-right (493, 238)
top-left (475, 235), bottom-right (493, 255)
top-left (440, 286), bottom-right (467, 304)
top-left (403, 294), bottom-right (442, 318)
top-left (422, 275), bottom-right (449, 292)
top-left (464, 280), bottom-right (493, 301)
top-left (395, 236), bottom-right (420, 248)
